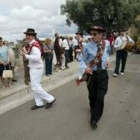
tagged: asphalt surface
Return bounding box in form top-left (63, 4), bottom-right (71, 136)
top-left (0, 54), bottom-right (140, 140)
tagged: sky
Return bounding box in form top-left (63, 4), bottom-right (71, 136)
top-left (0, 0), bottom-right (77, 42)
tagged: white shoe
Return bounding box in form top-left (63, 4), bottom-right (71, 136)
top-left (120, 72), bottom-right (124, 75)
top-left (113, 73), bottom-right (119, 77)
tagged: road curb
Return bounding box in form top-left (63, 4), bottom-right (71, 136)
top-left (0, 70), bottom-right (77, 114)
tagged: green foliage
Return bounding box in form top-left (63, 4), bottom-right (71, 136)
top-left (133, 35), bottom-right (138, 42)
top-left (61, 0), bottom-right (140, 37)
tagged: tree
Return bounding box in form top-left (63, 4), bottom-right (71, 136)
top-left (61, 0), bottom-right (140, 37)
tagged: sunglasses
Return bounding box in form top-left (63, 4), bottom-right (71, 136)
top-left (91, 33), bottom-right (98, 36)
top-left (26, 34), bottom-right (34, 36)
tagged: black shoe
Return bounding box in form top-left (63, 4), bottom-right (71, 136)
top-left (31, 105), bottom-right (44, 110)
top-left (12, 79), bottom-right (17, 82)
top-left (45, 99), bottom-right (56, 109)
top-left (90, 120), bottom-right (97, 130)
top-left (25, 81), bottom-right (29, 85)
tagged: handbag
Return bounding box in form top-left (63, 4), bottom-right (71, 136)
top-left (2, 65), bottom-right (13, 78)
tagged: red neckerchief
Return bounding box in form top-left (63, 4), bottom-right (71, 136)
top-left (27, 41), bottom-right (42, 54)
top-left (89, 39), bottom-right (105, 67)
top-left (76, 39), bottom-right (106, 85)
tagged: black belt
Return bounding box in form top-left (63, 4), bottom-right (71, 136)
top-left (92, 69), bottom-right (106, 73)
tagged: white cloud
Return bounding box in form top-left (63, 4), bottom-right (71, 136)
top-left (0, 0), bottom-right (78, 41)
top-left (0, 15), bottom-right (8, 23)
top-left (11, 6), bottom-right (52, 20)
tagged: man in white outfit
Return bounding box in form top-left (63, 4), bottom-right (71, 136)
top-left (113, 28), bottom-right (134, 77)
top-left (20, 28), bottom-right (56, 110)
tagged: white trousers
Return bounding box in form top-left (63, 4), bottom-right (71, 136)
top-left (30, 68), bottom-right (55, 106)
top-left (61, 54), bottom-right (66, 70)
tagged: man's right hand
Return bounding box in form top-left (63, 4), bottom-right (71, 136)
top-left (85, 67), bottom-right (92, 75)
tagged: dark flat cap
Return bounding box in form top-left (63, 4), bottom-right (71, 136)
top-left (119, 29), bottom-right (127, 32)
top-left (90, 26), bottom-right (106, 32)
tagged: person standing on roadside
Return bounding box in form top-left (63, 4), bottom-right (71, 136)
top-left (61, 36), bottom-right (70, 69)
top-left (21, 39), bottom-right (30, 85)
top-left (3, 40), bottom-right (17, 82)
top-left (44, 38), bottom-right (53, 76)
top-left (69, 37), bottom-right (74, 62)
top-left (54, 34), bottom-right (63, 71)
top-left (0, 37), bottom-right (12, 89)
top-left (75, 31), bottom-right (84, 60)
top-left (108, 33), bottom-right (115, 55)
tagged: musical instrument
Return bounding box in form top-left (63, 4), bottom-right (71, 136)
top-left (120, 38), bottom-right (134, 51)
top-left (135, 41), bottom-right (140, 51)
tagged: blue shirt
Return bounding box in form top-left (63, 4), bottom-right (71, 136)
top-left (78, 40), bottom-right (110, 71)
top-left (0, 45), bottom-right (9, 63)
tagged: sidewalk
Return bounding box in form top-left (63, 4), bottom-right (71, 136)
top-left (0, 55), bottom-right (116, 114)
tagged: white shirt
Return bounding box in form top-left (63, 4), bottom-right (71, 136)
top-left (114, 36), bottom-right (134, 50)
top-left (62, 39), bottom-right (69, 50)
top-left (25, 39), bottom-right (43, 69)
top-left (69, 40), bottom-right (74, 48)
top-left (73, 39), bottom-right (78, 46)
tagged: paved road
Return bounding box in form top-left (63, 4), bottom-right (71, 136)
top-left (0, 54), bottom-right (140, 140)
